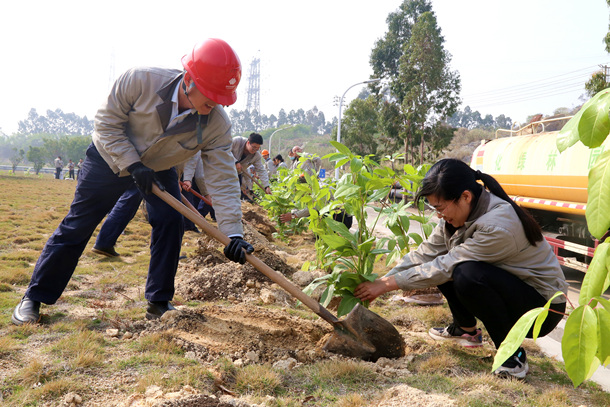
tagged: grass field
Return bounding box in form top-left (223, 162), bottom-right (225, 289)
top-left (0, 172), bottom-right (609, 406)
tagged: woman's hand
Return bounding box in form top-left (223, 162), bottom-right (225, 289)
top-left (354, 277), bottom-right (399, 302)
top-left (279, 213), bottom-right (294, 223)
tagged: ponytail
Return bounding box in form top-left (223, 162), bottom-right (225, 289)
top-left (417, 159), bottom-right (543, 246)
top-left (475, 171), bottom-right (542, 245)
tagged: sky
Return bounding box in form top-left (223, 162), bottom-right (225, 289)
top-left (0, 0), bottom-right (609, 135)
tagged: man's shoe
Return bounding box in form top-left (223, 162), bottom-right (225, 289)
top-left (429, 324), bottom-right (483, 348)
top-left (12, 296), bottom-right (41, 325)
top-left (146, 301), bottom-right (176, 320)
top-left (494, 347), bottom-right (529, 379)
top-left (92, 246), bottom-right (120, 257)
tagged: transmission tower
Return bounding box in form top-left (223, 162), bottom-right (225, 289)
top-left (245, 57), bottom-right (260, 113)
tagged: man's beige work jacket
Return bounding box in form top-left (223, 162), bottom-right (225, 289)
top-left (92, 67), bottom-right (242, 237)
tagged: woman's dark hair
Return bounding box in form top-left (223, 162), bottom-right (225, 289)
top-left (415, 158), bottom-right (543, 245)
top-left (274, 154), bottom-right (284, 162)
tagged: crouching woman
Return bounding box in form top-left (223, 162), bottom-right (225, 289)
top-left (354, 158), bottom-right (568, 378)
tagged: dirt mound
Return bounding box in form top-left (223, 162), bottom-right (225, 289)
top-left (241, 201), bottom-right (277, 239)
top-left (146, 303), bottom-right (330, 364)
top-left (177, 205), bottom-right (297, 303)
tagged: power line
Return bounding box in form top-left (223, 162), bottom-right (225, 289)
top-left (462, 65), bottom-right (602, 98)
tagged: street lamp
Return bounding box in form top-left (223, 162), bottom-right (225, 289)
top-left (335, 78), bottom-right (381, 179)
top-left (269, 125), bottom-right (294, 156)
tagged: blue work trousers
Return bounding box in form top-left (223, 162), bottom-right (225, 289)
top-left (95, 184), bottom-right (143, 249)
top-left (26, 144), bottom-right (184, 304)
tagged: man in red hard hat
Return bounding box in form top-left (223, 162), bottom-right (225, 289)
top-left (13, 39), bottom-right (253, 325)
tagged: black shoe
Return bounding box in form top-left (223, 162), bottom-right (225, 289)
top-left (92, 246), bottom-right (120, 257)
top-left (145, 301), bottom-right (176, 320)
top-left (12, 296), bottom-right (41, 325)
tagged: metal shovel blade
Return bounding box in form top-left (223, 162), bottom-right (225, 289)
top-left (324, 303), bottom-right (405, 362)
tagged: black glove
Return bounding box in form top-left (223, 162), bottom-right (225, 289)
top-left (224, 237), bottom-right (254, 264)
top-left (128, 162), bottom-right (163, 194)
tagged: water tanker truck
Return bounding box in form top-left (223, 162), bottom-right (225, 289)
top-left (469, 118), bottom-right (610, 272)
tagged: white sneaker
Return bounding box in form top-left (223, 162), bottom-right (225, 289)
top-left (428, 324), bottom-right (483, 348)
top-left (494, 347), bottom-right (529, 379)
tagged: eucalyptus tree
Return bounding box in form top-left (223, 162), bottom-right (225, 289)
top-left (398, 11), bottom-right (460, 163)
top-left (370, 0), bottom-right (460, 164)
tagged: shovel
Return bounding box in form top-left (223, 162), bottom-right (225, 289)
top-left (240, 170), bottom-right (268, 193)
top-left (152, 184), bottom-right (405, 361)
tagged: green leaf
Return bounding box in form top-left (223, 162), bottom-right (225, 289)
top-left (408, 232), bottom-right (424, 246)
top-left (492, 307), bottom-right (547, 371)
top-left (385, 248), bottom-right (403, 267)
top-left (595, 307), bottom-right (610, 366)
top-left (320, 286), bottom-right (335, 307)
top-left (319, 234), bottom-right (351, 250)
top-left (334, 184), bottom-right (361, 199)
top-left (532, 292), bottom-right (566, 338)
top-left (562, 305), bottom-right (598, 387)
top-left (557, 109), bottom-right (586, 152)
top-left (325, 152), bottom-right (348, 163)
top-left (330, 140), bottom-right (352, 156)
top-left (579, 242), bottom-right (610, 305)
top-left (350, 157), bottom-right (363, 173)
top-left (337, 294), bottom-right (361, 317)
top-left (586, 151), bottom-right (610, 239)
top-left (324, 217), bottom-right (357, 245)
top-left (578, 91), bottom-right (610, 148)
top-left (557, 89), bottom-right (609, 152)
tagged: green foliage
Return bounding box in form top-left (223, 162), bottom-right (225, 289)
top-left (370, 1), bottom-right (460, 164)
top-left (338, 96), bottom-right (381, 158)
top-left (259, 170), bottom-right (309, 239)
top-left (18, 108), bottom-right (93, 135)
top-left (496, 89), bottom-right (610, 387)
top-left (585, 71), bottom-right (610, 98)
top-left (302, 142), bottom-right (434, 316)
top-left (26, 146), bottom-right (46, 174)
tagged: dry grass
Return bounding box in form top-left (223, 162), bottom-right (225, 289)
top-left (1, 174), bottom-right (610, 406)
top-left (234, 364), bottom-right (283, 396)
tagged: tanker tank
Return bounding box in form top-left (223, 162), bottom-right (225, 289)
top-left (470, 129), bottom-right (609, 271)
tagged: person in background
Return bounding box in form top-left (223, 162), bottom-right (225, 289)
top-left (91, 184), bottom-right (142, 257)
top-left (262, 149), bottom-right (276, 175)
top-left (288, 146), bottom-right (321, 175)
top-left (12, 39), bottom-right (253, 325)
top-left (67, 159), bottom-right (75, 180)
top-left (54, 156), bottom-right (63, 179)
top-left (232, 132), bottom-right (272, 195)
top-left (76, 158), bottom-right (84, 180)
top-left (269, 154), bottom-right (287, 177)
top-left (354, 158), bottom-right (568, 379)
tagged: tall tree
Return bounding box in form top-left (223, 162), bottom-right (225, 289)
top-left (398, 11), bottom-right (460, 163)
top-left (338, 96), bottom-right (380, 157)
top-left (18, 108), bottom-right (93, 135)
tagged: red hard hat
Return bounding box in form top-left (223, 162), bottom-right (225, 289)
top-left (181, 39), bottom-right (242, 106)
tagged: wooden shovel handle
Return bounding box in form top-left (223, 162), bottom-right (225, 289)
top-left (152, 184), bottom-right (340, 325)
top-left (240, 170), bottom-right (266, 191)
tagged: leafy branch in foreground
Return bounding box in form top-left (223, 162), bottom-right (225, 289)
top-left (495, 88), bottom-right (610, 387)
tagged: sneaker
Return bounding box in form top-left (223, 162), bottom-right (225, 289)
top-left (428, 324), bottom-right (483, 347)
top-left (92, 246), bottom-right (120, 257)
top-left (494, 347), bottom-right (529, 378)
